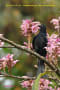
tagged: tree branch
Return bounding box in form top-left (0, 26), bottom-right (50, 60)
top-left (59, 18), bottom-right (60, 37)
top-left (0, 46), bottom-right (15, 48)
top-left (0, 72), bottom-right (60, 86)
top-left (0, 36), bottom-right (60, 76)
top-left (0, 72), bottom-right (35, 80)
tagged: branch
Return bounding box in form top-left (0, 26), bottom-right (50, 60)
top-left (0, 72), bottom-right (60, 82)
top-left (0, 72), bottom-right (35, 80)
top-left (0, 72), bottom-right (60, 86)
top-left (59, 18), bottom-right (60, 37)
top-left (0, 36), bottom-right (60, 76)
top-left (0, 46), bottom-right (15, 48)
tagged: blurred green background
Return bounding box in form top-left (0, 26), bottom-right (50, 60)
top-left (0, 0), bottom-right (60, 90)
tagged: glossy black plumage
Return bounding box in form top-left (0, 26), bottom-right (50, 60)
top-left (32, 24), bottom-right (47, 75)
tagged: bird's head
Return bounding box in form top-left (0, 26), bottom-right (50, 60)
top-left (39, 24), bottom-right (47, 34)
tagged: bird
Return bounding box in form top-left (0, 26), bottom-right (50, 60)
top-left (32, 24), bottom-right (48, 76)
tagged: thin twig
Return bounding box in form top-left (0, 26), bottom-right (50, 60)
top-left (0, 72), bottom-right (36, 80)
top-left (57, 17), bottom-right (60, 37)
top-left (0, 46), bottom-right (15, 48)
top-left (0, 36), bottom-right (60, 77)
top-left (0, 72), bottom-right (60, 85)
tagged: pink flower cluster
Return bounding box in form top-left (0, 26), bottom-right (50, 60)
top-left (50, 17), bottom-right (60, 30)
top-left (21, 80), bottom-right (34, 88)
top-left (21, 78), bottom-right (60, 90)
top-left (23, 42), bottom-right (32, 49)
top-left (45, 33), bottom-right (60, 62)
top-left (0, 40), bottom-right (4, 47)
top-left (0, 54), bottom-right (19, 70)
top-left (21, 19), bottom-right (40, 36)
top-left (39, 79), bottom-right (54, 90)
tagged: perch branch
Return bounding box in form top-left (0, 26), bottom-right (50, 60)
top-left (0, 36), bottom-right (60, 77)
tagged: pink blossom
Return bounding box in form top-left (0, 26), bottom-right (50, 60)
top-left (0, 54), bottom-right (19, 70)
top-left (57, 88), bottom-right (60, 90)
top-left (6, 54), bottom-right (14, 61)
top-left (39, 78), bottom-right (54, 90)
top-left (0, 40), bottom-right (4, 47)
top-left (50, 19), bottom-right (59, 26)
top-left (31, 24), bottom-right (40, 33)
top-left (21, 80), bottom-right (34, 88)
top-left (21, 81), bottom-right (30, 88)
top-left (12, 60), bottom-right (19, 67)
top-left (21, 78), bottom-right (59, 90)
top-left (55, 26), bottom-right (59, 29)
top-left (21, 19), bottom-right (40, 36)
top-left (45, 33), bottom-right (60, 63)
top-left (56, 38), bottom-right (60, 42)
top-left (50, 17), bottom-right (60, 30)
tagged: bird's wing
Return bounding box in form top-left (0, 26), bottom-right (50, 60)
top-left (32, 33), bottom-right (47, 54)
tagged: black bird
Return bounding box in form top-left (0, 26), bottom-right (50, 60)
top-left (32, 24), bottom-right (47, 76)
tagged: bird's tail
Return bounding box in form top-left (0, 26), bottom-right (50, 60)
top-left (37, 59), bottom-right (48, 78)
top-left (36, 59), bottom-right (48, 78)
top-left (37, 59), bottom-right (45, 75)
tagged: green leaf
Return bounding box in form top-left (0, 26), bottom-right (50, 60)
top-left (48, 84), bottom-right (55, 88)
top-left (32, 72), bottom-right (47, 90)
